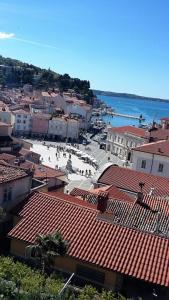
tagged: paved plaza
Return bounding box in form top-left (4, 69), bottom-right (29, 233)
top-left (29, 138), bottom-right (125, 192)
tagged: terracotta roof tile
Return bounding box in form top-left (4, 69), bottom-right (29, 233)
top-left (98, 166), bottom-right (169, 196)
top-left (8, 191), bottom-right (169, 287)
top-left (0, 161), bottom-right (28, 183)
top-left (133, 140), bottom-right (169, 157)
top-left (70, 186), bottom-right (133, 203)
top-left (146, 128), bottom-right (169, 141)
top-left (12, 109), bottom-right (31, 115)
top-left (0, 153), bottom-right (15, 162)
top-left (108, 126), bottom-right (146, 138)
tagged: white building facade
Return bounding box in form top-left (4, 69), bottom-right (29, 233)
top-left (132, 140), bottom-right (169, 178)
top-left (106, 126), bottom-right (146, 160)
top-left (13, 109), bottom-right (32, 136)
top-left (65, 99), bottom-right (92, 130)
top-left (48, 117), bottom-right (79, 141)
top-left (0, 104), bottom-right (15, 125)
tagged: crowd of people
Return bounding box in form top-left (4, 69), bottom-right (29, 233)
top-left (40, 142), bottom-right (97, 178)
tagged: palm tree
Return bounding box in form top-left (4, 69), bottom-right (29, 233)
top-left (26, 232), bottom-right (69, 274)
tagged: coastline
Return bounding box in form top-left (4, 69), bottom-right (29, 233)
top-left (93, 90), bottom-right (169, 103)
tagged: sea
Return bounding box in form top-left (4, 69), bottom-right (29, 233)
top-left (97, 95), bottom-right (169, 127)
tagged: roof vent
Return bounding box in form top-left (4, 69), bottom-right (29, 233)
top-left (149, 187), bottom-right (155, 196)
top-left (14, 159), bottom-right (20, 166)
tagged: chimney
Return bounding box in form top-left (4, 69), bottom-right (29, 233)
top-left (154, 211), bottom-right (161, 234)
top-left (136, 191), bottom-right (144, 203)
top-left (97, 191), bottom-right (109, 213)
top-left (136, 182), bottom-right (145, 203)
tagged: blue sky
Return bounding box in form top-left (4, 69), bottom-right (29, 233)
top-left (0, 0), bottom-right (169, 99)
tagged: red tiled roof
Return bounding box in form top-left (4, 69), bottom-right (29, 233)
top-left (0, 153), bottom-right (15, 162)
top-left (0, 161), bottom-right (28, 183)
top-left (160, 117), bottom-right (169, 121)
top-left (146, 128), bottom-right (169, 141)
top-left (105, 185), bottom-right (134, 203)
top-left (19, 148), bottom-right (40, 158)
top-left (19, 161), bottom-right (65, 179)
top-left (71, 185), bottom-right (133, 203)
top-left (8, 191), bottom-right (169, 287)
top-left (32, 113), bottom-right (51, 120)
top-left (133, 140), bottom-right (169, 157)
top-left (98, 165), bottom-right (169, 196)
top-left (108, 126), bottom-right (146, 138)
top-left (34, 164), bottom-right (65, 179)
top-left (12, 109), bottom-right (30, 115)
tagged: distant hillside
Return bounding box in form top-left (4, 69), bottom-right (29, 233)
top-left (93, 89), bottom-right (169, 102)
top-left (0, 55), bottom-right (93, 104)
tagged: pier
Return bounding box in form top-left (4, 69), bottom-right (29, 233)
top-left (110, 112), bottom-right (145, 121)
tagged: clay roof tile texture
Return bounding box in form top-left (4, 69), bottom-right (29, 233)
top-left (0, 161), bottom-right (28, 183)
top-left (8, 192), bottom-right (169, 287)
top-left (98, 166), bottom-right (169, 197)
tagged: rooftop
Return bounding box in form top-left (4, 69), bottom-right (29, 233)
top-left (12, 109), bottom-right (31, 115)
top-left (108, 126), bottom-right (146, 138)
top-left (0, 153), bottom-right (15, 162)
top-left (70, 187), bottom-right (169, 236)
top-left (0, 161), bottom-right (28, 184)
top-left (160, 117), bottom-right (169, 121)
top-left (16, 160), bottom-right (65, 180)
top-left (9, 191), bottom-right (169, 287)
top-left (145, 128), bottom-right (169, 141)
top-left (133, 140), bottom-right (169, 157)
top-left (98, 165), bottom-right (169, 196)
top-left (70, 185), bottom-right (133, 203)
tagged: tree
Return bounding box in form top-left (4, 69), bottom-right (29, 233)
top-left (0, 69), bottom-right (5, 86)
top-left (26, 232), bottom-right (69, 274)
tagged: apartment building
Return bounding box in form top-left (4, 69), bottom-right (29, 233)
top-left (106, 126), bottom-right (146, 160)
top-left (48, 116), bottom-right (79, 141)
top-left (132, 139), bottom-right (169, 178)
top-left (12, 109), bottom-right (32, 136)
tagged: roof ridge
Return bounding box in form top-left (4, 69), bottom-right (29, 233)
top-left (36, 191), bottom-right (98, 212)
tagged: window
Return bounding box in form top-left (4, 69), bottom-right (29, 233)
top-left (3, 187), bottom-right (12, 202)
top-left (18, 115), bottom-right (21, 118)
top-left (121, 138), bottom-right (123, 144)
top-left (158, 163), bottom-right (163, 172)
top-left (23, 120), bottom-right (26, 124)
top-left (3, 189), bottom-right (8, 202)
top-left (118, 136), bottom-right (120, 143)
top-left (130, 141), bottom-right (133, 147)
top-left (17, 119), bottom-right (21, 123)
top-left (141, 160), bottom-right (146, 169)
top-left (24, 115), bottom-right (27, 118)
